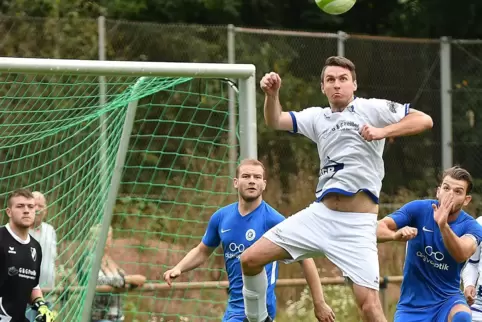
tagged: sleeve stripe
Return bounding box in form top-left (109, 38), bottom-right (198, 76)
top-left (404, 103), bottom-right (410, 116)
top-left (288, 111), bottom-right (298, 133)
top-left (469, 259), bottom-right (480, 264)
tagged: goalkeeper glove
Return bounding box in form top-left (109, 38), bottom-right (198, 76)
top-left (32, 297), bottom-right (57, 322)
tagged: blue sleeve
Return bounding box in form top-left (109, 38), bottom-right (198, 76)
top-left (388, 200), bottom-right (425, 229)
top-left (465, 221), bottom-right (482, 245)
top-left (201, 211), bottom-right (221, 248)
top-left (266, 210), bottom-right (285, 230)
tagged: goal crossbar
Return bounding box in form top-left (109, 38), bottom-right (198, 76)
top-left (0, 57), bottom-right (256, 78)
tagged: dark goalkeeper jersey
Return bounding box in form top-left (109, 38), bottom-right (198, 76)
top-left (0, 224), bottom-right (42, 322)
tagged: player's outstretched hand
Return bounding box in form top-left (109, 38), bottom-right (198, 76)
top-left (260, 72), bottom-right (281, 97)
top-left (360, 125), bottom-right (386, 142)
top-left (394, 227), bottom-right (418, 242)
top-left (314, 301), bottom-right (336, 322)
top-left (432, 191), bottom-right (454, 227)
top-left (464, 285), bottom-right (476, 306)
top-left (163, 267), bottom-right (181, 287)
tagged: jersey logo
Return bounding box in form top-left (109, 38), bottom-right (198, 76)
top-left (7, 267), bottom-right (18, 277)
top-left (416, 245), bottom-right (449, 271)
top-left (422, 226), bottom-right (433, 233)
top-left (225, 242), bottom-right (246, 260)
top-left (221, 229), bottom-right (231, 233)
top-left (7, 247), bottom-right (15, 255)
top-left (30, 247), bottom-right (37, 262)
top-left (320, 157), bottom-right (344, 178)
top-left (245, 229), bottom-right (256, 241)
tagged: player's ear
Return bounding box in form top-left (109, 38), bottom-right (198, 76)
top-left (353, 80), bottom-right (358, 91)
top-left (435, 187), bottom-right (440, 199)
top-left (5, 208), bottom-right (11, 218)
top-left (320, 82), bottom-right (325, 94)
top-left (463, 194), bottom-right (472, 207)
top-left (233, 177), bottom-right (239, 189)
top-left (262, 180), bottom-right (267, 191)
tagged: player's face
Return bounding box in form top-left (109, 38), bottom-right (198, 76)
top-left (436, 175), bottom-right (472, 214)
top-left (321, 66), bottom-right (357, 108)
top-left (6, 196), bottom-right (36, 229)
top-left (34, 195), bottom-right (47, 226)
top-left (233, 165), bottom-right (266, 202)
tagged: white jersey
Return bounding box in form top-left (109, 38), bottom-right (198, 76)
top-left (462, 217), bottom-right (482, 314)
top-left (290, 97), bottom-right (409, 203)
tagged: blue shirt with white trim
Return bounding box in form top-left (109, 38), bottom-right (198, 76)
top-left (202, 201), bottom-right (285, 321)
top-left (289, 97), bottom-right (409, 204)
top-left (389, 199), bottom-right (482, 309)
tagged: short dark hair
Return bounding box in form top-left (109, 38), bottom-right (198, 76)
top-left (235, 159), bottom-right (266, 178)
top-left (440, 166), bottom-right (473, 194)
top-left (7, 189), bottom-right (34, 207)
top-left (321, 56), bottom-right (357, 82)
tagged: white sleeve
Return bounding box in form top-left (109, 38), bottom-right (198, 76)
top-left (365, 98), bottom-right (410, 128)
top-left (289, 107), bottom-right (322, 142)
top-left (33, 284), bottom-right (40, 290)
top-left (462, 244), bottom-right (481, 287)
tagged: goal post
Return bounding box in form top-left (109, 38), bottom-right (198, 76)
top-left (0, 57), bottom-right (257, 322)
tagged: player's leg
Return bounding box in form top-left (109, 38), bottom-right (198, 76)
top-left (447, 303), bottom-right (471, 322)
top-left (240, 202), bottom-right (328, 322)
top-left (240, 237), bottom-right (293, 322)
top-left (318, 202), bottom-right (385, 321)
top-left (350, 282), bottom-right (386, 322)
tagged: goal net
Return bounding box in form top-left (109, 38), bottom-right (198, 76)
top-left (0, 58), bottom-right (256, 322)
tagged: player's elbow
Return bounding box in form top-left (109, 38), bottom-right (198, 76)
top-left (421, 113), bottom-right (433, 130)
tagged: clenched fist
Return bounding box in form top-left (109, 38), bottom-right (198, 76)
top-left (260, 72), bottom-right (282, 96)
top-left (394, 227), bottom-right (418, 242)
top-left (360, 124), bottom-right (386, 142)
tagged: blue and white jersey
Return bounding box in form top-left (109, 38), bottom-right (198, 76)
top-left (389, 199), bottom-right (482, 309)
top-left (289, 97), bottom-right (409, 204)
top-left (462, 216), bottom-right (482, 313)
top-left (202, 201), bottom-right (285, 321)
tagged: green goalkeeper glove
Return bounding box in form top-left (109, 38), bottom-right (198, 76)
top-left (32, 297), bottom-right (57, 322)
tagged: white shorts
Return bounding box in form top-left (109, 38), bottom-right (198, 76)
top-left (263, 201), bottom-right (380, 290)
top-left (472, 309), bottom-right (482, 322)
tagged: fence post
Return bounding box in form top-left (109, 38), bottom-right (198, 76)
top-left (227, 24), bottom-right (237, 182)
top-left (337, 31), bottom-right (347, 57)
top-left (440, 36), bottom-right (452, 169)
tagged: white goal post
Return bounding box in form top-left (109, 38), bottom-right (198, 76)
top-left (0, 57), bottom-right (257, 322)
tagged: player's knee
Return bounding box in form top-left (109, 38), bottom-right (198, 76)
top-left (452, 311), bottom-right (471, 322)
top-left (359, 294), bottom-right (383, 317)
top-left (240, 251), bottom-right (263, 275)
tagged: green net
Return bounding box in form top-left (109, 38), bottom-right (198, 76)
top-left (0, 73), bottom-right (238, 321)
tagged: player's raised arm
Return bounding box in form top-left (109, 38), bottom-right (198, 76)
top-left (377, 217), bottom-right (418, 243)
top-left (261, 72), bottom-right (294, 131)
top-left (377, 201), bottom-right (419, 243)
top-left (361, 99), bottom-right (433, 141)
top-left (381, 107), bottom-right (433, 138)
top-left (434, 192), bottom-right (479, 263)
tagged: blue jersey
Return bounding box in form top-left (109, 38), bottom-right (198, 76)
top-left (389, 199), bottom-right (482, 310)
top-left (202, 201), bottom-right (285, 321)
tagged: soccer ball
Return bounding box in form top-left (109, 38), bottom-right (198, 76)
top-left (315, 0), bottom-right (356, 15)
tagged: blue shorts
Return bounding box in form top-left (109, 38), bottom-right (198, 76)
top-left (395, 295), bottom-right (468, 322)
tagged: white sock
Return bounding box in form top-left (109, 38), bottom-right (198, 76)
top-left (242, 268), bottom-right (268, 322)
